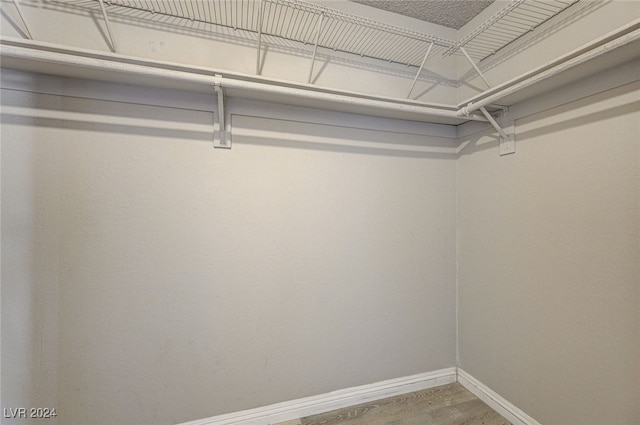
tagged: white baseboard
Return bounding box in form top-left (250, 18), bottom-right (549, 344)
top-left (177, 367), bottom-right (457, 425)
top-left (177, 367), bottom-right (541, 425)
top-left (457, 368), bottom-right (541, 425)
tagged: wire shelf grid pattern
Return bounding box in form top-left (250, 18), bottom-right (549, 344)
top-left (98, 0), bottom-right (578, 67)
top-left (447, 0), bottom-right (579, 60)
top-left (102, 0), bottom-right (454, 66)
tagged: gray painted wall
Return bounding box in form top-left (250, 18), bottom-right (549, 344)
top-left (457, 81), bottom-right (640, 424)
top-left (1, 2), bottom-right (639, 424)
top-left (1, 78), bottom-right (457, 425)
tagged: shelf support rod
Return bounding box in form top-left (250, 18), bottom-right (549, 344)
top-left (255, 0), bottom-right (264, 75)
top-left (308, 13), bottom-right (325, 84)
top-left (407, 42), bottom-right (433, 99)
top-left (214, 83), bottom-right (230, 149)
top-left (479, 106), bottom-right (508, 139)
top-left (460, 47), bottom-right (491, 89)
top-left (461, 47), bottom-right (510, 146)
top-left (11, 0), bottom-right (33, 40)
top-left (97, 0), bottom-right (118, 53)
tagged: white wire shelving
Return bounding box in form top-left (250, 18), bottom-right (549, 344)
top-left (5, 0), bottom-right (581, 90)
top-left (2, 1), bottom-right (640, 149)
top-left (89, 0), bottom-right (579, 72)
top-left (100, 0), bottom-right (455, 67)
top-left (444, 0), bottom-right (579, 60)
top-left (77, 0), bottom-right (581, 102)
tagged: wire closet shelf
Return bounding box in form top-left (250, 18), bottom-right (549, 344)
top-left (448, 0), bottom-right (579, 60)
top-left (98, 0), bottom-right (578, 67)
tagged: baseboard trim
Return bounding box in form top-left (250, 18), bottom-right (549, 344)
top-left (457, 368), bottom-right (542, 425)
top-left (178, 367), bottom-right (542, 425)
top-left (177, 367), bottom-right (457, 425)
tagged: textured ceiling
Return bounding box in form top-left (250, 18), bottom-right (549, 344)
top-left (349, 0), bottom-right (495, 29)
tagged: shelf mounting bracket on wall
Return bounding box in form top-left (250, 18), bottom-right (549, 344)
top-left (214, 82), bottom-right (230, 149)
top-left (479, 106), bottom-right (514, 156)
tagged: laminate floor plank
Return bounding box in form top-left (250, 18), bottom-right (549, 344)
top-left (275, 383), bottom-right (511, 425)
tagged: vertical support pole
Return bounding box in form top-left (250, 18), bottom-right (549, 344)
top-left (98, 0), bottom-right (118, 53)
top-left (307, 13), bottom-right (325, 84)
top-left (214, 85), bottom-right (230, 149)
top-left (407, 42), bottom-right (433, 99)
top-left (460, 46), bottom-right (491, 89)
top-left (11, 0), bottom-right (33, 39)
top-left (255, 0), bottom-right (264, 75)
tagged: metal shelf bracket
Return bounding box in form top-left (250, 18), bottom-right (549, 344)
top-left (479, 107), bottom-right (514, 156)
top-left (214, 83), bottom-right (230, 149)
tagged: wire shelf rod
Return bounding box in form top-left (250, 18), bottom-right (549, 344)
top-left (378, 37), bottom-right (408, 63)
top-left (482, 25), bottom-right (524, 37)
top-left (497, 16), bottom-right (538, 30)
top-left (515, 6), bottom-right (553, 19)
top-left (371, 26), bottom-right (396, 56)
top-left (318, 18), bottom-right (338, 46)
top-left (477, 25), bottom-right (524, 39)
top-left (506, 11), bottom-right (552, 25)
top-left (342, 23), bottom-right (366, 53)
top-left (508, 11), bottom-right (547, 25)
top-left (290, 6), bottom-right (309, 40)
top-left (475, 28), bottom-right (523, 43)
top-left (528, 0), bottom-right (563, 14)
top-left (284, 7), bottom-right (300, 38)
top-left (398, 40), bottom-right (425, 66)
top-left (370, 30), bottom-right (398, 62)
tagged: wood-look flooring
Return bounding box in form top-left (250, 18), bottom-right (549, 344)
top-left (276, 383), bottom-right (511, 425)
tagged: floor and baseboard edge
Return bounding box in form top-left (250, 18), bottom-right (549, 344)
top-left (177, 367), bottom-right (457, 425)
top-left (456, 368), bottom-right (542, 425)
